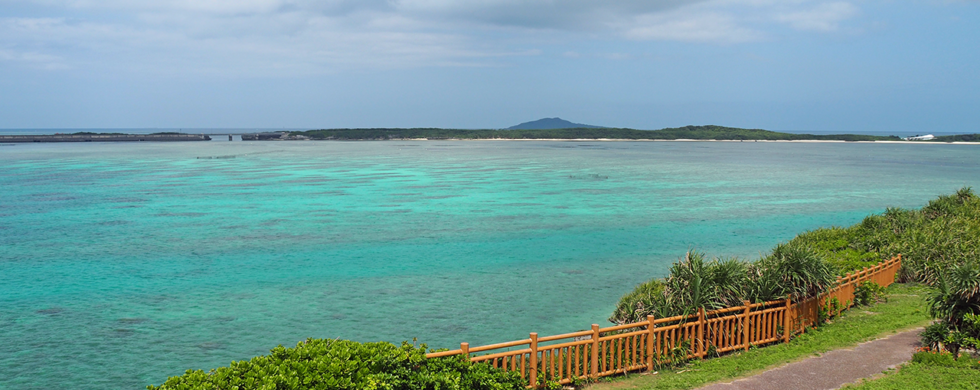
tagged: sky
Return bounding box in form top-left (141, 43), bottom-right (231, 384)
top-left (0, 0), bottom-right (978, 132)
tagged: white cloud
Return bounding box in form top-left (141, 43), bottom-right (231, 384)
top-left (57, 0), bottom-right (296, 14)
top-left (0, 0), bottom-right (863, 75)
top-left (0, 48), bottom-right (67, 69)
top-left (775, 2), bottom-right (858, 32)
top-left (392, 0), bottom-right (702, 30)
top-left (624, 11), bottom-right (765, 43)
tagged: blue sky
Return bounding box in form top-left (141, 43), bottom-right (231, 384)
top-left (0, 0), bottom-right (977, 132)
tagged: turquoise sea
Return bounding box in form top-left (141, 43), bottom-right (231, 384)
top-left (0, 140), bottom-right (977, 389)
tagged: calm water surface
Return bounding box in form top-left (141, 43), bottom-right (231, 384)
top-left (0, 141), bottom-right (977, 389)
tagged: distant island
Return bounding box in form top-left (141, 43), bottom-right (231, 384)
top-left (507, 117), bottom-right (604, 130)
top-left (3, 123), bottom-right (977, 143)
top-left (286, 125), bottom-right (905, 142)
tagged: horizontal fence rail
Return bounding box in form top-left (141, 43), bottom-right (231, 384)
top-left (427, 255), bottom-right (902, 387)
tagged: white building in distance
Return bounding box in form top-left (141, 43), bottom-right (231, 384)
top-left (906, 134), bottom-right (935, 141)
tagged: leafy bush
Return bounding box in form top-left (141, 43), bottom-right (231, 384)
top-left (789, 227), bottom-right (880, 273)
top-left (854, 281), bottom-right (888, 306)
top-left (928, 263), bottom-right (980, 326)
top-left (653, 340), bottom-right (691, 371)
top-left (147, 339), bottom-right (526, 390)
top-left (920, 323), bottom-right (950, 351)
top-left (788, 188), bottom-right (980, 283)
top-left (610, 279), bottom-right (669, 325)
top-left (911, 348), bottom-right (980, 368)
top-left (819, 297), bottom-right (845, 324)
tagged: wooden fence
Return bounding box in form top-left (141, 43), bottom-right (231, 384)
top-left (426, 255), bottom-right (902, 387)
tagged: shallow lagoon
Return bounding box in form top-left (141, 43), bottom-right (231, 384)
top-left (0, 141), bottom-right (977, 389)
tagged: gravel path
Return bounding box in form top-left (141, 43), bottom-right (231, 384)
top-left (698, 329), bottom-right (922, 390)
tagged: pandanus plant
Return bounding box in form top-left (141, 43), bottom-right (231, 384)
top-left (610, 246), bottom-right (835, 325)
top-left (925, 262), bottom-right (980, 357)
top-left (610, 251), bottom-right (749, 324)
top-left (661, 252), bottom-right (752, 317)
top-left (754, 244), bottom-right (836, 302)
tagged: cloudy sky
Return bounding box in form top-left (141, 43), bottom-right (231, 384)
top-left (1, 0), bottom-right (977, 132)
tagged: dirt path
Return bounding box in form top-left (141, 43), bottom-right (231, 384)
top-left (697, 329), bottom-right (922, 390)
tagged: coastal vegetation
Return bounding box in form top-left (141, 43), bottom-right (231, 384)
top-left (149, 281), bottom-right (927, 390)
top-left (147, 339), bottom-right (525, 390)
top-left (289, 126), bottom-right (902, 141)
top-left (609, 246), bottom-right (837, 324)
top-left (611, 188), bottom-right (979, 325)
top-left (787, 187), bottom-right (979, 283)
top-left (149, 189), bottom-right (979, 389)
top-left (920, 263), bottom-right (980, 357)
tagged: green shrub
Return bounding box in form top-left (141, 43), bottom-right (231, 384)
top-left (610, 279), bottom-right (668, 325)
top-left (923, 262), bottom-right (980, 357)
top-left (855, 281), bottom-right (888, 306)
top-left (920, 323), bottom-right (949, 351)
top-left (787, 188), bottom-right (980, 284)
top-left (610, 246), bottom-right (833, 325)
top-left (928, 263), bottom-right (980, 325)
top-left (610, 252), bottom-right (753, 323)
top-left (753, 244), bottom-right (836, 302)
top-left (147, 339), bottom-right (526, 390)
top-left (911, 349), bottom-right (980, 368)
top-left (789, 227), bottom-right (880, 274)
top-left (614, 189), bottom-right (979, 328)
top-left (819, 297), bottom-right (844, 324)
top-left (610, 252), bottom-right (759, 323)
top-left (653, 339), bottom-right (691, 370)
top-left (662, 252), bottom-right (749, 316)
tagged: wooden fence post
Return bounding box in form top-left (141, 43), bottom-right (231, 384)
top-left (894, 254), bottom-right (903, 284)
top-left (742, 301), bottom-right (751, 351)
top-left (461, 342), bottom-right (469, 360)
top-left (646, 315), bottom-right (656, 372)
top-left (697, 308), bottom-right (705, 358)
top-left (591, 324), bottom-right (599, 378)
top-left (784, 298), bottom-right (791, 343)
top-left (529, 333), bottom-right (538, 387)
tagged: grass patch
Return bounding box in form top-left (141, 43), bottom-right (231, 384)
top-left (586, 284), bottom-right (931, 390)
top-left (843, 359), bottom-right (980, 389)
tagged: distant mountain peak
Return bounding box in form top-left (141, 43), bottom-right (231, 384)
top-left (507, 118), bottom-right (603, 130)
